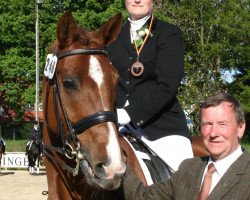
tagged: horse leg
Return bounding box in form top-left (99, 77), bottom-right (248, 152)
top-left (30, 159), bottom-right (35, 175)
top-left (36, 157), bottom-right (40, 174)
top-left (29, 165), bottom-right (32, 174)
top-left (30, 163), bottom-right (33, 174)
top-left (28, 156), bottom-right (32, 174)
top-left (28, 157), bottom-right (31, 173)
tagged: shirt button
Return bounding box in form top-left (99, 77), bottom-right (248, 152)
top-left (126, 81), bottom-right (130, 85)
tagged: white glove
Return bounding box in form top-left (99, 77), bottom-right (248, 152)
top-left (117, 108), bottom-right (131, 126)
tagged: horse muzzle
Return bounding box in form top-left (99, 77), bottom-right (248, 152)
top-left (80, 159), bottom-right (126, 190)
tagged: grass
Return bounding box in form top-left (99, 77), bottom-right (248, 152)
top-left (4, 139), bottom-right (250, 153)
top-left (5, 139), bottom-right (27, 152)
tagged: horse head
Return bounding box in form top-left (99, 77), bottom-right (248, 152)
top-left (42, 11), bottom-right (126, 192)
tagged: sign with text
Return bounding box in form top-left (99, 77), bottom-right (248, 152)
top-left (1, 152), bottom-right (29, 168)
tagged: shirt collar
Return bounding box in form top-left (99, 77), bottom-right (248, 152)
top-left (128, 13), bottom-right (152, 31)
top-left (208, 145), bottom-right (243, 176)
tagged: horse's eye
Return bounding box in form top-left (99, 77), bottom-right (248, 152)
top-left (62, 78), bottom-right (76, 91)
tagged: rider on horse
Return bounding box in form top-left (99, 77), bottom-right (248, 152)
top-left (26, 121), bottom-right (43, 156)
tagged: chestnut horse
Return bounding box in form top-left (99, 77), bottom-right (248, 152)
top-left (42, 11), bottom-right (208, 200)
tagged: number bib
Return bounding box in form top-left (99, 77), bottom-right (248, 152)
top-left (44, 54), bottom-right (58, 79)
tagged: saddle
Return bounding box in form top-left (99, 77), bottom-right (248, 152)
top-left (123, 125), bottom-right (173, 184)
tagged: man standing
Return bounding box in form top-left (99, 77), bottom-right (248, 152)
top-left (122, 92), bottom-right (250, 199)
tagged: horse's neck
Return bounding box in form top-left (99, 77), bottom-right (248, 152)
top-left (118, 135), bottom-right (148, 185)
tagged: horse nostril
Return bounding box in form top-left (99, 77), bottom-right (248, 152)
top-left (94, 163), bottom-right (106, 178)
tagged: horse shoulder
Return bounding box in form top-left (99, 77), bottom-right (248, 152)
top-left (118, 135), bottom-right (148, 186)
top-left (192, 136), bottom-right (209, 157)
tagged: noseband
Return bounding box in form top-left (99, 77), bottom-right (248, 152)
top-left (43, 48), bottom-right (117, 176)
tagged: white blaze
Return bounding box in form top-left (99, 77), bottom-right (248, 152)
top-left (88, 56), bottom-right (106, 110)
top-left (88, 56), bottom-right (125, 178)
top-left (105, 123), bottom-right (125, 178)
top-left (88, 56), bottom-right (104, 88)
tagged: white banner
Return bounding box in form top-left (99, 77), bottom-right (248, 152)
top-left (1, 152), bottom-right (30, 168)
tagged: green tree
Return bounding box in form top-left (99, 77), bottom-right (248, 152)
top-left (0, 0), bottom-right (125, 121)
top-left (229, 67), bottom-right (250, 141)
top-left (155, 0), bottom-right (249, 134)
top-left (0, 1), bottom-right (36, 117)
top-left (0, 0), bottom-right (249, 139)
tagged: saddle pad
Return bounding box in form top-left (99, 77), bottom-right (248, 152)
top-left (122, 135), bottom-right (154, 185)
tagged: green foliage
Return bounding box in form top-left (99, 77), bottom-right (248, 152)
top-left (0, 0), bottom-right (249, 138)
top-left (5, 139), bottom-right (27, 152)
top-left (1, 121), bottom-right (32, 140)
top-left (229, 67), bottom-right (250, 142)
top-left (229, 68), bottom-right (250, 113)
top-left (242, 142), bottom-right (250, 153)
top-left (0, 0), bottom-right (126, 124)
top-left (155, 0), bottom-right (249, 134)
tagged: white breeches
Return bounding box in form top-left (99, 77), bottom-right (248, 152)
top-left (141, 135), bottom-right (194, 172)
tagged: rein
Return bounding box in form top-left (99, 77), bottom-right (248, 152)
top-left (43, 48), bottom-right (117, 176)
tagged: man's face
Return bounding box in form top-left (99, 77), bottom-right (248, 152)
top-left (200, 102), bottom-right (245, 161)
top-left (125, 0), bottom-right (154, 20)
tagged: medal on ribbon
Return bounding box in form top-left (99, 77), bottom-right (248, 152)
top-left (131, 60), bottom-right (144, 77)
top-left (130, 14), bottom-right (155, 77)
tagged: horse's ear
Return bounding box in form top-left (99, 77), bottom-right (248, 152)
top-left (97, 12), bottom-right (122, 46)
top-left (57, 11), bottom-right (78, 49)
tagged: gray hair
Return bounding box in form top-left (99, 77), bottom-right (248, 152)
top-left (200, 92), bottom-right (245, 125)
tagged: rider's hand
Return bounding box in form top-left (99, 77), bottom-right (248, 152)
top-left (117, 108), bottom-right (131, 126)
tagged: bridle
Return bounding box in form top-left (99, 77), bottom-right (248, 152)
top-left (43, 48), bottom-right (118, 176)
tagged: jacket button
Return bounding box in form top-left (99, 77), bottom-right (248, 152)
top-left (126, 81), bottom-right (130, 85)
top-left (137, 120), bottom-right (143, 126)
